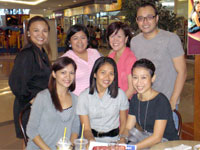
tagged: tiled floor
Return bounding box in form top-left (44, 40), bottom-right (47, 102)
top-left (0, 49), bottom-right (195, 149)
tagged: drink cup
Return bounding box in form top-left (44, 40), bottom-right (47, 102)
top-left (74, 139), bottom-right (88, 150)
top-left (56, 138), bottom-right (72, 150)
top-left (194, 144), bottom-right (200, 150)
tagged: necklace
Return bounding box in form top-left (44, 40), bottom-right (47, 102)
top-left (138, 99), bottom-right (150, 132)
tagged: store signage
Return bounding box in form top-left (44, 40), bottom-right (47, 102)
top-left (94, 0), bottom-right (112, 4)
top-left (55, 13), bottom-right (63, 17)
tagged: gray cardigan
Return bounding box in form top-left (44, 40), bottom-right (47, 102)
top-left (26, 89), bottom-right (80, 150)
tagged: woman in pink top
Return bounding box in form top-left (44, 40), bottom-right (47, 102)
top-left (107, 22), bottom-right (137, 99)
top-left (62, 24), bottom-right (101, 95)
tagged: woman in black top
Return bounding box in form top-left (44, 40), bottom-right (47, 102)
top-left (119, 59), bottom-right (179, 150)
top-left (9, 16), bottom-right (51, 140)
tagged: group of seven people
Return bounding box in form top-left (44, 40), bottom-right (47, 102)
top-left (9, 2), bottom-right (187, 150)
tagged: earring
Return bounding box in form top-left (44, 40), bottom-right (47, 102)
top-left (27, 32), bottom-right (30, 37)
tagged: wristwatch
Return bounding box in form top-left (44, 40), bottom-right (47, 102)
top-left (118, 134), bottom-right (128, 143)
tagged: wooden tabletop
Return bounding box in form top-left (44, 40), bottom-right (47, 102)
top-left (150, 140), bottom-right (200, 150)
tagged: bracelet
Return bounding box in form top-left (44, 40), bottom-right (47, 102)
top-left (118, 134), bottom-right (128, 143)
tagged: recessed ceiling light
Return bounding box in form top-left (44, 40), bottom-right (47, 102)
top-left (73, 0), bottom-right (77, 2)
top-left (58, 4), bottom-right (62, 7)
top-left (0, 0), bottom-right (47, 5)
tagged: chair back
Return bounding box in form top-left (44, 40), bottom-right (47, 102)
top-left (18, 103), bottom-right (31, 146)
top-left (173, 109), bottom-right (182, 137)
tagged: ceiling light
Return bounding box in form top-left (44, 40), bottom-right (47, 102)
top-left (73, 0), bottom-right (77, 2)
top-left (0, 0), bottom-right (47, 5)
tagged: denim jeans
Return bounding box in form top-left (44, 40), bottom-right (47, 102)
top-left (173, 105), bottom-right (179, 130)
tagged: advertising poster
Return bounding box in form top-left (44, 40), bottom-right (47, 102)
top-left (188, 0), bottom-right (200, 55)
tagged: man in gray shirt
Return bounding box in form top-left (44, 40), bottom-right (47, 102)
top-left (130, 2), bottom-right (187, 128)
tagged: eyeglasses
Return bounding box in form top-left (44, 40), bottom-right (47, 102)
top-left (136, 15), bottom-right (156, 22)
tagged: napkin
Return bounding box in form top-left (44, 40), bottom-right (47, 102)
top-left (164, 144), bottom-right (192, 150)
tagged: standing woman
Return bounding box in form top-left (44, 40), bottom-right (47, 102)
top-left (26, 57), bottom-right (80, 150)
top-left (77, 57), bottom-right (129, 143)
top-left (9, 16), bottom-right (51, 140)
top-left (62, 24), bottom-right (101, 96)
top-left (107, 22), bottom-right (137, 99)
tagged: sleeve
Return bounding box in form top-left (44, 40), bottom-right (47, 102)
top-left (91, 48), bottom-right (101, 59)
top-left (128, 94), bottom-right (137, 116)
top-left (61, 51), bottom-right (70, 57)
top-left (76, 91), bottom-right (89, 115)
top-left (26, 92), bottom-right (45, 139)
top-left (154, 94), bottom-right (172, 120)
top-left (108, 51), bottom-right (114, 59)
top-left (9, 50), bottom-right (34, 102)
top-left (71, 95), bottom-right (80, 134)
top-left (126, 52), bottom-right (137, 75)
top-left (71, 113), bottom-right (80, 134)
top-left (119, 89), bottom-right (129, 110)
top-left (168, 33), bottom-right (185, 58)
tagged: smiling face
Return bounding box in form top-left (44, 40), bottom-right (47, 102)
top-left (53, 64), bottom-right (75, 89)
top-left (109, 29), bottom-right (128, 52)
top-left (29, 21), bottom-right (49, 50)
top-left (132, 67), bottom-right (155, 95)
top-left (196, 3), bottom-right (200, 12)
top-left (136, 6), bottom-right (159, 37)
top-left (70, 31), bottom-right (88, 54)
top-left (95, 63), bottom-right (115, 92)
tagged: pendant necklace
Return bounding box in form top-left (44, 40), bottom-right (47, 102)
top-left (138, 99), bottom-right (150, 132)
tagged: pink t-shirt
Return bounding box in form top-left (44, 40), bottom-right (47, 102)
top-left (62, 48), bottom-right (101, 96)
top-left (108, 47), bottom-right (136, 92)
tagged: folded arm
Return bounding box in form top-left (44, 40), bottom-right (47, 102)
top-left (125, 75), bottom-right (136, 99)
top-left (33, 135), bottom-right (51, 150)
top-left (136, 120), bottom-right (167, 150)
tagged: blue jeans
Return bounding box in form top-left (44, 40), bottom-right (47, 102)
top-left (173, 105), bottom-right (179, 130)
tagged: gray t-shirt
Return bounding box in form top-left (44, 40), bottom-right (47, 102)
top-left (76, 88), bottom-right (129, 132)
top-left (26, 89), bottom-right (80, 150)
top-left (130, 29), bottom-right (184, 103)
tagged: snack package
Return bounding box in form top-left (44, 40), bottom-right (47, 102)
top-left (89, 141), bottom-right (136, 150)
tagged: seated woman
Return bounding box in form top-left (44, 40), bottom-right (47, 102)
top-left (76, 57), bottom-right (129, 143)
top-left (26, 57), bottom-right (80, 150)
top-left (119, 59), bottom-right (179, 150)
top-left (189, 1), bottom-right (200, 33)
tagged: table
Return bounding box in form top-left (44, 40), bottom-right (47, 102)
top-left (150, 140), bottom-right (200, 150)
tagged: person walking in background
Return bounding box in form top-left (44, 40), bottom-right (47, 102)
top-left (9, 16), bottom-right (51, 145)
top-left (130, 2), bottom-right (187, 128)
top-left (95, 27), bottom-right (101, 48)
top-left (188, 1), bottom-right (200, 33)
top-left (119, 59), bottom-right (179, 149)
top-left (76, 57), bottom-right (129, 143)
top-left (26, 57), bottom-right (80, 150)
top-left (107, 22), bottom-right (136, 99)
top-left (62, 24), bottom-right (100, 96)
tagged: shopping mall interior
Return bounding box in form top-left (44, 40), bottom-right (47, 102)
top-left (0, 0), bottom-right (200, 149)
